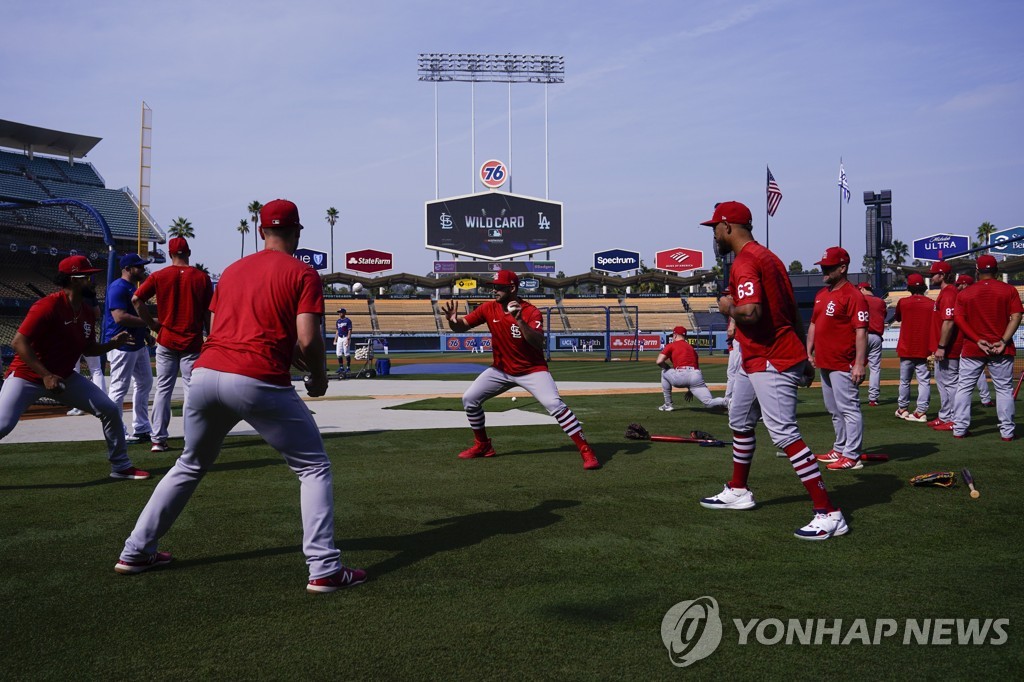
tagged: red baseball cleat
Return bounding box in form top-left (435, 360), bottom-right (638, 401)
top-left (931, 421), bottom-right (954, 431)
top-left (926, 417), bottom-right (943, 427)
top-left (307, 566), bottom-right (367, 593)
top-left (458, 439), bottom-right (496, 459)
top-left (981, 401), bottom-right (996, 408)
top-left (579, 444), bottom-right (601, 470)
top-left (868, 401), bottom-right (879, 407)
top-left (110, 466), bottom-right (150, 480)
top-left (115, 551), bottom-right (173, 575)
top-left (1001, 435), bottom-right (1016, 442)
top-left (953, 431), bottom-right (972, 439)
top-left (815, 450), bottom-right (841, 463)
top-left (827, 456), bottom-right (863, 471)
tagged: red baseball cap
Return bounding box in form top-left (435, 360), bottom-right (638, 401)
top-left (487, 270), bottom-right (519, 288)
top-left (906, 273), bottom-right (926, 287)
top-left (857, 281), bottom-right (872, 290)
top-left (928, 260), bottom-right (951, 275)
top-left (168, 237), bottom-right (190, 255)
top-left (59, 254), bottom-right (102, 275)
top-left (815, 246), bottom-right (851, 267)
top-left (672, 326), bottom-right (688, 335)
top-left (699, 201), bottom-right (752, 227)
top-left (956, 274), bottom-right (974, 286)
top-left (976, 254), bottom-right (998, 272)
top-left (260, 199), bottom-right (303, 230)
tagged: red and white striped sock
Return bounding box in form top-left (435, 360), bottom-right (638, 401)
top-left (728, 431), bottom-right (756, 489)
top-left (784, 439), bottom-right (835, 511)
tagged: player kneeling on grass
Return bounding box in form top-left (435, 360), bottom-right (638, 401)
top-left (115, 199), bottom-right (365, 593)
top-left (441, 269), bottom-right (600, 471)
top-left (698, 201), bottom-right (847, 540)
top-left (656, 325), bottom-right (728, 412)
top-left (0, 256), bottom-right (148, 480)
top-left (806, 247), bottom-right (868, 470)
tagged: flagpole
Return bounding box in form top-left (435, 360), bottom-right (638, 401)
top-left (838, 157), bottom-right (843, 248)
top-left (765, 165), bottom-right (770, 249)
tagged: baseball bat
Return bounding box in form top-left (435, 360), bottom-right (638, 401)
top-left (961, 467), bottom-right (980, 499)
top-left (650, 434), bottom-right (728, 448)
top-left (861, 454), bottom-right (889, 462)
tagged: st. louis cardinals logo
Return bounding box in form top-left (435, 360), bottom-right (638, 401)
top-left (510, 323), bottom-right (522, 339)
top-left (825, 301), bottom-right (837, 317)
top-left (83, 322), bottom-right (92, 338)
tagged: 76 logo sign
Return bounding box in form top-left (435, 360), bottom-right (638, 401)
top-left (480, 160), bottom-right (508, 189)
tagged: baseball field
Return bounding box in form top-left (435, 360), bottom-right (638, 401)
top-left (1, 356), bottom-right (1020, 679)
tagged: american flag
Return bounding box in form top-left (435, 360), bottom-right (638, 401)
top-left (838, 161), bottom-right (850, 203)
top-left (766, 167), bottom-right (782, 217)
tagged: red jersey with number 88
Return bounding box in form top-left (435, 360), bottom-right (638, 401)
top-left (463, 299), bottom-right (547, 376)
top-left (729, 241), bottom-right (807, 373)
top-left (811, 281), bottom-right (868, 371)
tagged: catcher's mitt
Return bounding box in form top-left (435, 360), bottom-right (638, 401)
top-left (624, 423), bottom-right (651, 441)
top-left (910, 471), bottom-right (956, 488)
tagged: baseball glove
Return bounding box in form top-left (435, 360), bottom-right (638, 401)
top-left (690, 430), bottom-right (716, 441)
top-left (683, 390), bottom-right (694, 403)
top-left (926, 355), bottom-right (936, 372)
top-left (624, 423), bottom-right (651, 441)
top-left (909, 471), bottom-right (956, 488)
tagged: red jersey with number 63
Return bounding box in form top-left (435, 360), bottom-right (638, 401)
top-left (729, 241), bottom-right (807, 373)
top-left (811, 281), bottom-right (868, 371)
top-left (463, 299), bottom-right (547, 376)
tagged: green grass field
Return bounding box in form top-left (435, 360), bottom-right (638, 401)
top-left (1, 366), bottom-right (1021, 679)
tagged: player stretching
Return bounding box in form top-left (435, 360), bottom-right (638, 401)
top-left (698, 201), bottom-right (847, 540)
top-left (951, 255), bottom-right (1022, 441)
top-left (132, 237), bottom-right (213, 452)
top-left (806, 247), bottom-right (868, 470)
top-left (0, 256), bottom-right (147, 480)
top-left (117, 199), bottom-right (365, 592)
top-left (441, 270), bottom-right (600, 470)
top-left (656, 325), bottom-right (728, 411)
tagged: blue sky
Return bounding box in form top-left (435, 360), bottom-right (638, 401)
top-left (3, 0), bottom-right (1022, 277)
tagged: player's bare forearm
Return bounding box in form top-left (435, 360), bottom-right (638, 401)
top-left (132, 296), bottom-right (160, 332)
top-left (805, 322), bottom-right (816, 360)
top-left (1003, 313), bottom-right (1023, 344)
top-left (91, 331), bottom-right (132, 355)
top-left (111, 308), bottom-right (148, 328)
top-left (937, 320), bottom-right (955, 349)
top-left (854, 328), bottom-right (867, 367)
top-left (731, 302), bottom-right (762, 326)
top-left (520, 324), bottom-right (545, 350)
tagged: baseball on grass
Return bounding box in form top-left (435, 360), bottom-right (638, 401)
top-left (506, 301), bottom-right (521, 315)
top-left (352, 282), bottom-right (363, 294)
top-left (511, 396), bottom-right (518, 402)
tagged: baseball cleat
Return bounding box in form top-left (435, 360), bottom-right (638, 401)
top-left (658, 404), bottom-right (675, 412)
top-left (953, 431), bottom-right (972, 439)
top-left (307, 566), bottom-right (367, 593)
top-left (931, 421), bottom-right (954, 431)
top-left (981, 401), bottom-right (996, 408)
top-left (894, 407), bottom-right (909, 419)
top-left (794, 510), bottom-right (848, 540)
top-left (700, 485), bottom-right (755, 510)
top-left (458, 439), bottom-right (496, 459)
top-left (904, 411), bottom-right (928, 423)
top-left (125, 432), bottom-right (152, 445)
top-left (579, 444), bottom-right (601, 470)
top-left (827, 456), bottom-right (863, 471)
top-left (114, 551), bottom-right (173, 575)
top-left (110, 466), bottom-right (150, 480)
top-left (66, 408), bottom-right (85, 416)
top-left (1001, 435), bottom-right (1016, 442)
top-left (868, 401), bottom-right (878, 407)
top-left (926, 417), bottom-right (944, 427)
top-left (814, 450), bottom-right (841, 463)
top-left (150, 441), bottom-right (169, 453)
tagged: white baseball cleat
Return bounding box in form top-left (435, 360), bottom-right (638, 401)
top-left (66, 408), bottom-right (85, 416)
top-left (794, 510), bottom-right (849, 540)
top-left (658, 404), bottom-right (675, 412)
top-left (700, 484), bottom-right (755, 510)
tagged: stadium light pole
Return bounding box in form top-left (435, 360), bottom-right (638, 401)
top-left (418, 54), bottom-right (564, 197)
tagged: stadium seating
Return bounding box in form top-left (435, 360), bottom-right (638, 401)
top-left (373, 299), bottom-right (440, 333)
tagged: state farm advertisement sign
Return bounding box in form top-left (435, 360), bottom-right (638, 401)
top-left (346, 249), bottom-right (393, 274)
top-left (654, 247), bottom-right (704, 273)
top-left (610, 334), bottom-right (662, 350)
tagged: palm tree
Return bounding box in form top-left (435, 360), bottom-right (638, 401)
top-left (194, 262), bottom-right (211, 275)
top-left (885, 239), bottom-right (909, 269)
top-left (248, 201), bottom-right (263, 252)
top-left (976, 222), bottom-right (996, 254)
top-left (237, 219), bottom-right (249, 259)
top-left (168, 217), bottom-right (195, 239)
top-left (325, 207), bottom-right (339, 273)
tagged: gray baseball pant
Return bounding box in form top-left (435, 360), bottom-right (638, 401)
top-left (463, 366), bottom-right (581, 436)
top-left (953, 356), bottom-right (1016, 439)
top-left (724, 345), bottom-right (742, 403)
top-left (820, 368), bottom-right (863, 460)
top-left (898, 359), bottom-right (931, 414)
top-left (866, 334), bottom-right (882, 402)
top-left (661, 368), bottom-right (727, 408)
top-left (933, 358), bottom-right (959, 422)
top-left (150, 344), bottom-right (199, 444)
top-left (120, 368), bottom-right (343, 578)
top-left (0, 373), bottom-right (132, 472)
top-left (728, 361), bottom-right (805, 449)
top-left (977, 370), bottom-right (992, 403)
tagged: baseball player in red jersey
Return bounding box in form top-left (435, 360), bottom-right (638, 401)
top-left (857, 282), bottom-right (887, 406)
top-left (956, 275), bottom-right (995, 406)
top-left (928, 260), bottom-right (962, 431)
top-left (951, 255), bottom-right (1023, 440)
top-left (117, 199), bottom-right (365, 592)
top-left (656, 325), bottom-right (728, 411)
top-left (132, 237), bottom-right (214, 452)
top-left (441, 270), bottom-right (600, 470)
top-left (0, 256), bottom-right (147, 480)
top-left (893, 273), bottom-right (934, 422)
top-left (698, 201), bottom-right (847, 540)
top-left (806, 247), bottom-right (868, 470)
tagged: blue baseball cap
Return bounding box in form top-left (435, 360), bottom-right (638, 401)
top-left (120, 253), bottom-right (153, 269)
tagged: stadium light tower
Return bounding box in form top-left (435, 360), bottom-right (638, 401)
top-left (418, 54), bottom-right (564, 199)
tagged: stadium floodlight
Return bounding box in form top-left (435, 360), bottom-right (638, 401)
top-left (417, 54), bottom-right (564, 83)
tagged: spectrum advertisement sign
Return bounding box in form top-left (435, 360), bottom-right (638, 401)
top-left (593, 248), bottom-right (641, 273)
